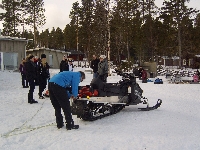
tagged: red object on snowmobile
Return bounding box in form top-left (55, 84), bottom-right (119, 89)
top-left (78, 86), bottom-right (98, 98)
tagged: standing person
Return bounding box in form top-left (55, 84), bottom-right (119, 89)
top-left (90, 55), bottom-right (100, 79)
top-left (193, 72), bottom-right (199, 82)
top-left (138, 67), bottom-right (143, 80)
top-left (60, 55), bottom-right (69, 72)
top-left (97, 55), bottom-right (108, 82)
top-left (48, 71), bottom-right (85, 130)
top-left (37, 54), bottom-right (50, 99)
top-left (141, 68), bottom-right (147, 83)
top-left (133, 66), bottom-right (139, 77)
top-left (68, 60), bottom-right (74, 71)
top-left (19, 58), bottom-right (28, 88)
top-left (25, 54), bottom-right (38, 104)
top-left (34, 56), bottom-right (39, 86)
top-left (197, 69), bottom-right (200, 79)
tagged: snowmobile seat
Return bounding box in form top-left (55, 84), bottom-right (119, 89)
top-left (90, 78), bottom-right (127, 97)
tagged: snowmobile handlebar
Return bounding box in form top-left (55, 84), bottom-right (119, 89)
top-left (114, 69), bottom-right (135, 80)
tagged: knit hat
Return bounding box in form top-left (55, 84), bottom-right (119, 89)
top-left (41, 54), bottom-right (46, 59)
top-left (28, 55), bottom-right (34, 60)
top-left (99, 55), bottom-right (106, 59)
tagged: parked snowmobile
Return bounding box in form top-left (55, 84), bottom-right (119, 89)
top-left (71, 70), bottom-right (162, 121)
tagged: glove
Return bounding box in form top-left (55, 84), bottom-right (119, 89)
top-left (104, 73), bottom-right (108, 78)
top-left (104, 73), bottom-right (108, 80)
top-left (73, 99), bottom-right (77, 104)
top-left (70, 96), bottom-right (78, 104)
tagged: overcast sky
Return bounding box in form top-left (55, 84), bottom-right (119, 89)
top-left (0, 0), bottom-right (199, 33)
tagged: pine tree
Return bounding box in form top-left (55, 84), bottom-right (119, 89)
top-left (160, 0), bottom-right (199, 67)
top-left (63, 24), bottom-right (76, 50)
top-left (1, 0), bottom-right (21, 36)
top-left (21, 0), bottom-right (46, 48)
top-left (54, 27), bottom-right (64, 49)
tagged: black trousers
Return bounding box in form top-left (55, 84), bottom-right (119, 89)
top-left (48, 82), bottom-right (73, 126)
top-left (98, 74), bottom-right (107, 82)
top-left (21, 74), bottom-right (28, 87)
top-left (28, 79), bottom-right (35, 101)
top-left (38, 76), bottom-right (47, 96)
top-left (142, 78), bottom-right (147, 83)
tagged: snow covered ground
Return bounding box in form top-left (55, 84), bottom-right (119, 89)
top-left (0, 67), bottom-right (200, 150)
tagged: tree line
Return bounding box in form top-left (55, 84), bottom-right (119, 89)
top-left (0, 0), bottom-right (200, 65)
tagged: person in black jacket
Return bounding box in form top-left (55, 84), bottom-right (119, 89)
top-left (37, 54), bottom-right (50, 99)
top-left (19, 58), bottom-right (28, 88)
top-left (34, 56), bottom-right (39, 86)
top-left (25, 54), bottom-right (38, 104)
top-left (90, 55), bottom-right (100, 79)
top-left (60, 55), bottom-right (69, 72)
top-left (68, 60), bottom-right (74, 71)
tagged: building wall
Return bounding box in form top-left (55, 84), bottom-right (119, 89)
top-left (141, 62), bottom-right (157, 77)
top-left (158, 58), bottom-right (180, 66)
top-left (2, 52), bottom-right (18, 70)
top-left (26, 48), bottom-right (70, 69)
top-left (0, 37), bottom-right (27, 70)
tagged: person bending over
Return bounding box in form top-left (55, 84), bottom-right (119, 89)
top-left (48, 71), bottom-right (85, 130)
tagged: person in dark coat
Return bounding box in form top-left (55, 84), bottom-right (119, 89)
top-left (37, 54), bottom-right (50, 99)
top-left (68, 60), bottom-right (74, 71)
top-left (25, 54), bottom-right (38, 104)
top-left (19, 58), bottom-right (28, 88)
top-left (133, 67), bottom-right (139, 77)
top-left (197, 69), bottom-right (200, 79)
top-left (138, 67), bottom-right (143, 80)
top-left (60, 55), bottom-right (69, 72)
top-left (48, 71), bottom-right (85, 130)
top-left (97, 55), bottom-right (108, 82)
top-left (90, 55), bottom-right (100, 79)
top-left (34, 56), bottom-right (39, 86)
top-left (141, 68), bottom-right (147, 83)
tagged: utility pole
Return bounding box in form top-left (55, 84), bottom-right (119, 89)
top-left (107, 0), bottom-right (111, 75)
top-left (177, 0), bottom-right (182, 68)
top-left (139, 0), bottom-right (145, 66)
top-left (76, 15), bottom-right (79, 66)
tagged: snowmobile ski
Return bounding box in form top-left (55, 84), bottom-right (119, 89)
top-left (138, 99), bottom-right (162, 111)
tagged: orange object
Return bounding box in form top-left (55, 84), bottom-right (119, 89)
top-left (78, 87), bottom-right (98, 98)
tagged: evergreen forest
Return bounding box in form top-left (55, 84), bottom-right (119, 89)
top-left (0, 0), bottom-right (200, 65)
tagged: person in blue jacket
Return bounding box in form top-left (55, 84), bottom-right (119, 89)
top-left (48, 71), bottom-right (85, 130)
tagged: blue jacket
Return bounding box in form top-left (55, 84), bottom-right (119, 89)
top-left (49, 71), bottom-right (81, 97)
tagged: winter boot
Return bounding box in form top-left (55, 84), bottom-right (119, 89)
top-left (56, 118), bottom-right (64, 129)
top-left (31, 99), bottom-right (38, 104)
top-left (66, 121), bottom-right (79, 130)
top-left (39, 95), bottom-right (45, 99)
top-left (57, 123), bottom-right (64, 129)
top-left (28, 93), bottom-right (38, 104)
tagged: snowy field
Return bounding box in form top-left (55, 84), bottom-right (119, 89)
top-left (0, 67), bottom-right (200, 150)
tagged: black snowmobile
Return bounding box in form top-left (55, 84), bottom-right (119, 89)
top-left (71, 70), bottom-right (162, 121)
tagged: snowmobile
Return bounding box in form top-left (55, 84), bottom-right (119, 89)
top-left (71, 70), bottom-right (162, 121)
